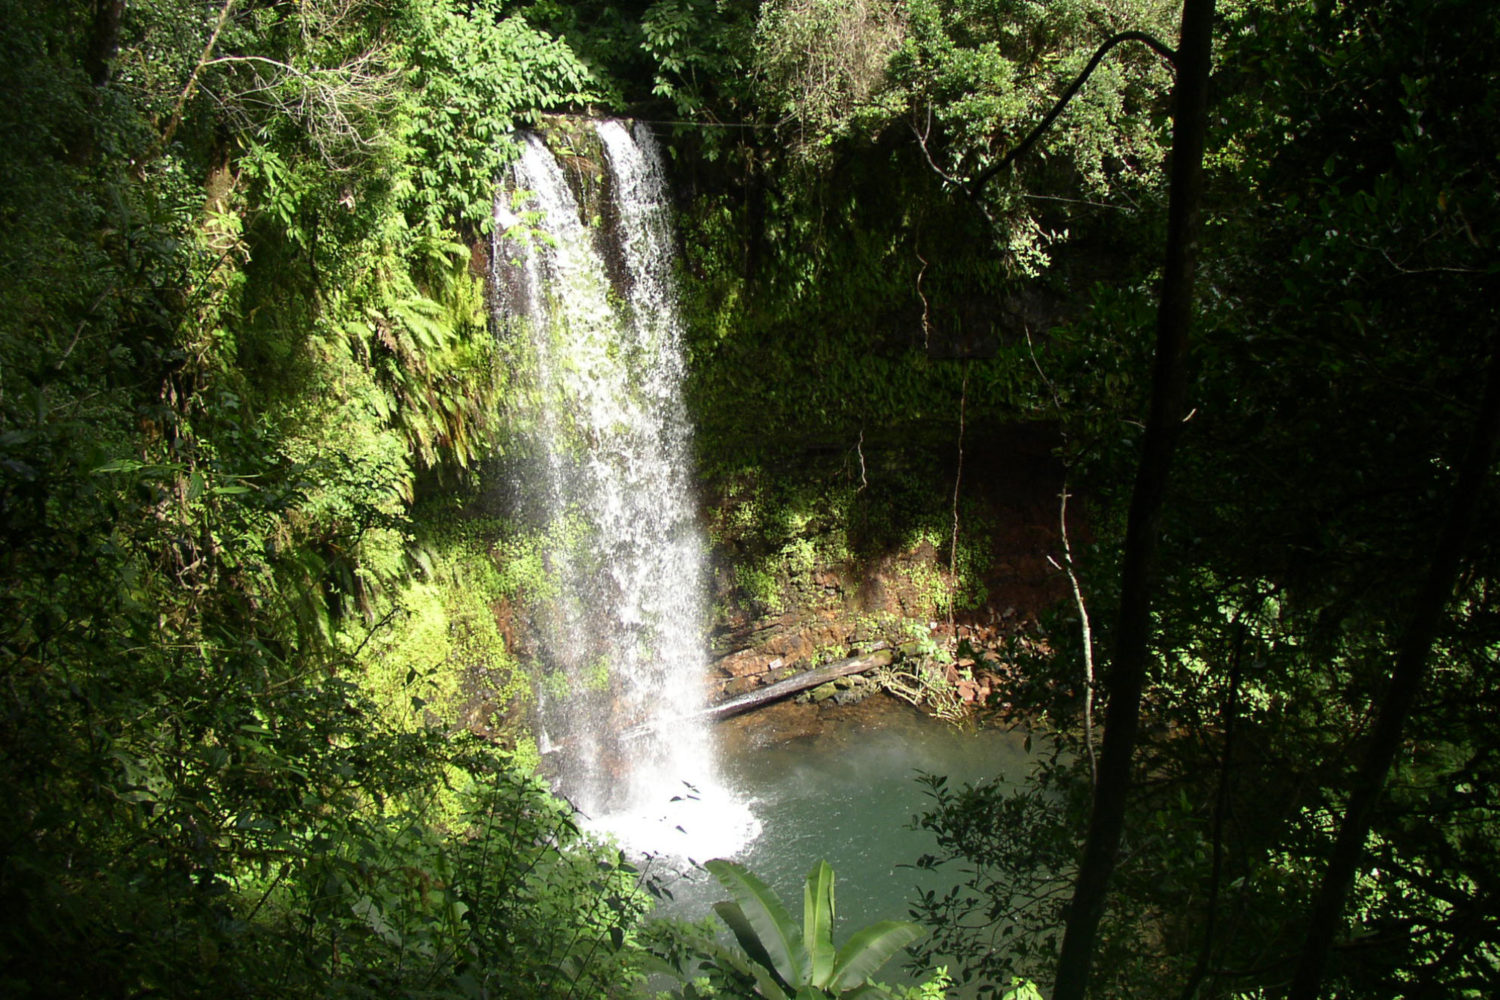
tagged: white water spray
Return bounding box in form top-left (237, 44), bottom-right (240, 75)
top-left (493, 121), bottom-right (758, 859)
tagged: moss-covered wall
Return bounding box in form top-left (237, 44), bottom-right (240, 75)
top-left (696, 419), bottom-right (1076, 707)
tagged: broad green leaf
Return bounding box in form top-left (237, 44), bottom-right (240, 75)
top-left (714, 901), bottom-right (785, 988)
top-left (827, 920), bottom-right (924, 991)
top-left (707, 858), bottom-right (809, 988)
top-left (672, 926), bottom-right (790, 1000)
top-left (803, 859), bottom-right (836, 987)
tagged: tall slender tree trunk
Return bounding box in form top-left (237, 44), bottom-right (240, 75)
top-left (1049, 2), bottom-right (1216, 997)
top-left (1286, 351), bottom-right (1500, 999)
top-left (86, 1), bottom-right (127, 87)
top-left (71, 0), bottom-right (128, 164)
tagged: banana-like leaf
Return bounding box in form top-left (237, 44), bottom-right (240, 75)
top-left (827, 920), bottom-right (924, 991)
top-left (711, 934), bottom-right (792, 1000)
top-left (669, 925), bottom-right (790, 1000)
top-left (803, 860), bottom-right (837, 987)
top-left (714, 901), bottom-right (783, 986)
top-left (707, 858), bottom-right (810, 988)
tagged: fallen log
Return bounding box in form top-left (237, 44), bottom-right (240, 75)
top-left (623, 644), bottom-right (892, 740)
top-left (705, 645), bottom-right (892, 720)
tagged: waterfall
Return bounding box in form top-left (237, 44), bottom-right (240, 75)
top-left (492, 120), bottom-right (758, 859)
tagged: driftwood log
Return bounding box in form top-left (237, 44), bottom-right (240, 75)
top-left (703, 645), bottom-right (893, 721)
top-left (623, 645), bottom-right (893, 740)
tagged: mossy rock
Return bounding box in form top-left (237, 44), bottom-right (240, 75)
top-left (810, 682), bottom-right (840, 702)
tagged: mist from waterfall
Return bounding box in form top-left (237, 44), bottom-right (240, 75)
top-left (491, 120), bottom-right (758, 859)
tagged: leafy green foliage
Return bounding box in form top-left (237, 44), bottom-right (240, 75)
top-left (641, 0), bottom-right (759, 121)
top-left (0, 2), bottom-right (656, 997)
top-left (752, 0), bottom-right (907, 157)
top-left (905, 765), bottom-right (1084, 997)
top-left (907, 0), bottom-right (1500, 995)
top-left (889, 0), bottom-right (1178, 188)
top-left (400, 0), bottom-right (605, 233)
top-left (647, 859), bottom-right (932, 999)
top-left (677, 161), bottom-right (1027, 473)
top-left (663, 6), bottom-right (1178, 478)
top-left (350, 512), bottom-right (529, 753)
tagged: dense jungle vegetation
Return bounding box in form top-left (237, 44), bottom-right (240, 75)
top-left (1, 1), bottom-right (1496, 998)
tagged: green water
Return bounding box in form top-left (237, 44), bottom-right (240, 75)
top-left (651, 696), bottom-right (1037, 984)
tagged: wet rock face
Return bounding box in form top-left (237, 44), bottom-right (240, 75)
top-left (709, 618), bottom-right (855, 699)
top-left (531, 117), bottom-right (630, 296)
top-left (702, 422), bottom-right (1080, 713)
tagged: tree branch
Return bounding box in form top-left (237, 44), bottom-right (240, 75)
top-left (968, 30), bottom-right (1177, 199)
top-left (197, 50), bottom-right (399, 166)
top-left (1026, 325), bottom-right (1097, 787)
top-left (1049, 484), bottom-right (1097, 787)
top-left (160, 0), bottom-right (237, 149)
top-left (949, 362), bottom-right (970, 636)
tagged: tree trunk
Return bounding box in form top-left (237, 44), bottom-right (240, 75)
top-left (1049, 2), bottom-right (1216, 998)
top-left (1287, 352), bottom-right (1500, 999)
top-left (86, 1), bottom-right (126, 87)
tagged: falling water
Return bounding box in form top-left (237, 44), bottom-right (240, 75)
top-left (492, 120), bottom-right (758, 858)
